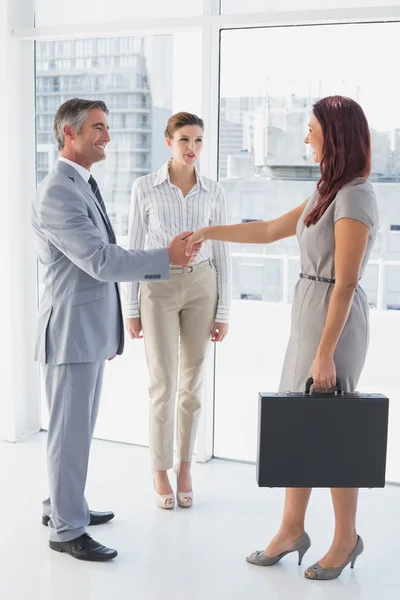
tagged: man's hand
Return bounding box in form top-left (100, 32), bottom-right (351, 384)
top-left (210, 322), bottom-right (229, 342)
top-left (125, 317), bottom-right (143, 340)
top-left (168, 231), bottom-right (202, 266)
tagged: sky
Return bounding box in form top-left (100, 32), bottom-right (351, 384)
top-left (219, 23), bottom-right (400, 132)
top-left (168, 21), bottom-right (400, 133)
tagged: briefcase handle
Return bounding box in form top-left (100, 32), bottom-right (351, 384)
top-left (305, 377), bottom-right (343, 395)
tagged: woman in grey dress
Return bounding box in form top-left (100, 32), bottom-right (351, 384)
top-left (185, 96), bottom-right (379, 580)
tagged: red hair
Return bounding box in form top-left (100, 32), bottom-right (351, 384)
top-left (304, 96), bottom-right (371, 226)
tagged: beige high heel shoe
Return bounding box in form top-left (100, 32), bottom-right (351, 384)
top-left (153, 478), bottom-right (175, 510)
top-left (174, 465), bottom-right (193, 508)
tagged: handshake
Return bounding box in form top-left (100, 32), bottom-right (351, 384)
top-left (167, 230), bottom-right (205, 267)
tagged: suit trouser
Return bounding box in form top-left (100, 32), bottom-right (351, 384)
top-left (42, 361), bottom-right (105, 542)
top-left (140, 260), bottom-right (218, 471)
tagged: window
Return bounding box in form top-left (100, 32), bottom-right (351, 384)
top-left (61, 75), bottom-right (83, 92)
top-left (37, 77), bottom-right (60, 93)
top-left (385, 265), bottom-right (400, 311)
top-left (120, 55), bottom-right (136, 67)
top-left (214, 23), bottom-right (400, 476)
top-left (37, 133), bottom-right (54, 144)
top-left (36, 115), bottom-right (53, 131)
top-left (138, 153), bottom-right (148, 166)
top-left (35, 32), bottom-right (202, 445)
top-left (112, 73), bottom-right (132, 90)
top-left (136, 74), bottom-right (148, 88)
top-left (37, 152), bottom-right (48, 170)
top-left (138, 93), bottom-right (148, 108)
top-left (109, 113), bottom-right (126, 129)
top-left (112, 132), bottom-right (132, 144)
top-left (241, 293), bottom-right (262, 300)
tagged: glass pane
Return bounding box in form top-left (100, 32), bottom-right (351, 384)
top-left (36, 32), bottom-right (202, 444)
top-left (35, 0), bottom-right (202, 27)
top-left (221, 0), bottom-right (400, 14)
top-left (214, 23), bottom-right (400, 483)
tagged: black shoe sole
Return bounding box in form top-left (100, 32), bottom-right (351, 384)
top-left (49, 542), bottom-right (118, 561)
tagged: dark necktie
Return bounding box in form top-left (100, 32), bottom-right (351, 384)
top-left (88, 175), bottom-right (115, 242)
top-left (88, 175), bottom-right (107, 214)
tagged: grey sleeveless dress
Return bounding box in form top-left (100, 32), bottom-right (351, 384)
top-left (278, 178), bottom-right (379, 394)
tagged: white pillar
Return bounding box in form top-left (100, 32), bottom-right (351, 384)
top-left (195, 0), bottom-right (220, 463)
top-left (0, 0), bottom-right (40, 441)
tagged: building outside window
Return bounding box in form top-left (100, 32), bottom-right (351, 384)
top-left (36, 36), bottom-right (174, 236)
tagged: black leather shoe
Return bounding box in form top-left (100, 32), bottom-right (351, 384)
top-left (42, 510), bottom-right (115, 527)
top-left (49, 533), bottom-right (118, 561)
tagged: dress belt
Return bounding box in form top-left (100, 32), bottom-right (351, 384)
top-left (299, 273), bottom-right (335, 284)
top-left (170, 258), bottom-right (212, 274)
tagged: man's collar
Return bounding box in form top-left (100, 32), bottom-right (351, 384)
top-left (58, 156), bottom-right (91, 183)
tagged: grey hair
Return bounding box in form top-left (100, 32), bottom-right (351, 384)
top-left (54, 98), bottom-right (109, 151)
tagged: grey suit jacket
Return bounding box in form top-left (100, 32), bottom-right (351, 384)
top-left (31, 160), bottom-right (169, 365)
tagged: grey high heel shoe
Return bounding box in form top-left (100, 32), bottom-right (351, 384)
top-left (304, 535), bottom-right (364, 581)
top-left (246, 532), bottom-right (311, 566)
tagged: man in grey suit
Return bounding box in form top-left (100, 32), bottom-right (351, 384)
top-left (31, 98), bottom-right (199, 561)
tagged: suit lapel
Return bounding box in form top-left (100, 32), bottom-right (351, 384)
top-left (56, 160), bottom-right (116, 242)
top-left (76, 177), bottom-right (117, 243)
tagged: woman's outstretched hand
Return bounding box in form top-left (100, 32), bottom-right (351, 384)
top-left (185, 228), bottom-right (207, 257)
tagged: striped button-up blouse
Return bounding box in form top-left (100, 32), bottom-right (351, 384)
top-left (122, 161), bottom-right (231, 323)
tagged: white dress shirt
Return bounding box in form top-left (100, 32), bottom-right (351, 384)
top-left (123, 161), bottom-right (232, 323)
top-left (58, 156), bottom-right (91, 183)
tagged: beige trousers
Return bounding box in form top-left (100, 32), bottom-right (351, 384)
top-left (140, 259), bottom-right (218, 470)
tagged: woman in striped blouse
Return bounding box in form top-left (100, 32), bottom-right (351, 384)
top-left (123, 112), bottom-right (231, 509)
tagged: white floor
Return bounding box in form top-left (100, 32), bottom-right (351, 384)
top-left (1, 433), bottom-right (399, 600)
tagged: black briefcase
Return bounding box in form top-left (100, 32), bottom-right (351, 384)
top-left (257, 378), bottom-right (389, 488)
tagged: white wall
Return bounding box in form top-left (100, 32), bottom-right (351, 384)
top-left (34, 0), bottom-right (203, 27)
top-left (34, 0), bottom-right (400, 27)
top-left (0, 0), bottom-right (40, 441)
top-left (221, 0), bottom-right (400, 12)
